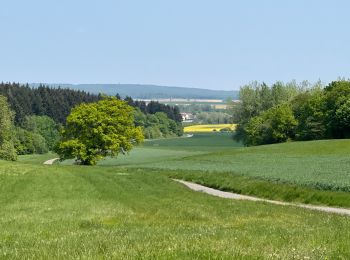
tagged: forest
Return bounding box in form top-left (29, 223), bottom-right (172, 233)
top-left (233, 79), bottom-right (350, 145)
top-left (0, 83), bottom-right (183, 160)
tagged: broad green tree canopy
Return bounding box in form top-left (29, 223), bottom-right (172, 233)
top-left (55, 98), bottom-right (144, 165)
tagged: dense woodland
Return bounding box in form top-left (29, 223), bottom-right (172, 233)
top-left (0, 83), bottom-right (100, 124)
top-left (0, 83), bottom-right (182, 125)
top-left (0, 83), bottom-right (183, 160)
top-left (232, 80), bottom-right (350, 146)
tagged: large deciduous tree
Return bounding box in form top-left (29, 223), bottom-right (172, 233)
top-left (55, 97), bottom-right (144, 165)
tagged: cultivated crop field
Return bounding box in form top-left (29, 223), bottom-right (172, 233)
top-left (142, 132), bottom-right (241, 150)
top-left (184, 124), bottom-right (236, 133)
top-left (122, 137), bottom-right (350, 192)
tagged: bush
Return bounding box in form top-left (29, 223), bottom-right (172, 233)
top-left (22, 115), bottom-right (60, 150)
top-left (14, 127), bottom-right (49, 155)
top-left (242, 104), bottom-right (297, 146)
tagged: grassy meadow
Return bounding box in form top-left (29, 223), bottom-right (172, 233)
top-left (61, 133), bottom-right (350, 206)
top-left (2, 133), bottom-right (350, 258)
top-left (1, 159), bottom-right (350, 258)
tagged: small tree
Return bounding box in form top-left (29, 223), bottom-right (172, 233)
top-left (55, 97), bottom-right (144, 165)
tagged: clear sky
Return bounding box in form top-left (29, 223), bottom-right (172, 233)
top-left (0, 0), bottom-right (349, 90)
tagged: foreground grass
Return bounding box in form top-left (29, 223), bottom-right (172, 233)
top-left (1, 161), bottom-right (350, 259)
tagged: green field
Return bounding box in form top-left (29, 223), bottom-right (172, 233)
top-left (1, 160), bottom-right (350, 258)
top-left (78, 134), bottom-right (350, 192)
top-left (61, 133), bottom-right (350, 205)
top-left (61, 133), bottom-right (241, 166)
top-left (2, 133), bottom-right (350, 258)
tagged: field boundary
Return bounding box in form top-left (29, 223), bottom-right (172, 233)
top-left (174, 179), bottom-right (350, 216)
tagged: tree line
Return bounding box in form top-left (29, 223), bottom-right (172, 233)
top-left (0, 83), bottom-right (182, 125)
top-left (0, 83), bottom-right (100, 125)
top-left (0, 83), bottom-right (184, 161)
top-left (232, 80), bottom-right (350, 146)
top-left (124, 96), bottom-right (182, 122)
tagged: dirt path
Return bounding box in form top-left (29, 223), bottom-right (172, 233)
top-left (43, 158), bottom-right (59, 165)
top-left (174, 179), bottom-right (350, 216)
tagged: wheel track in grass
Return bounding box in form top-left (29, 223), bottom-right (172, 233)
top-left (174, 179), bottom-right (350, 216)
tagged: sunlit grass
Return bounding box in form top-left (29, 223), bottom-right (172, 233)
top-left (0, 161), bottom-right (350, 258)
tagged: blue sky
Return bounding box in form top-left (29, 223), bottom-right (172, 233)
top-left (0, 0), bottom-right (349, 90)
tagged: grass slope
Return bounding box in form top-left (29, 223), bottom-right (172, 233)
top-left (1, 160), bottom-right (350, 258)
top-left (129, 138), bottom-right (350, 192)
top-left (68, 134), bottom-right (350, 207)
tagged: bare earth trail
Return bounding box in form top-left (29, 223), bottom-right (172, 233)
top-left (174, 179), bottom-right (350, 216)
top-left (43, 158), bottom-right (59, 165)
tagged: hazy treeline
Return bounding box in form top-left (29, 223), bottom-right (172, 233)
top-left (134, 110), bottom-right (183, 139)
top-left (124, 96), bottom-right (183, 138)
top-left (176, 102), bottom-right (232, 125)
top-left (47, 83), bottom-right (239, 100)
top-left (232, 80), bottom-right (350, 146)
top-left (124, 96), bottom-right (182, 122)
top-left (194, 112), bottom-right (231, 124)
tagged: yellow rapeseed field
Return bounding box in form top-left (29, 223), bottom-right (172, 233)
top-left (184, 124), bottom-right (236, 133)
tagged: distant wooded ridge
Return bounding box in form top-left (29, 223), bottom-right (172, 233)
top-left (29, 83), bottom-right (239, 100)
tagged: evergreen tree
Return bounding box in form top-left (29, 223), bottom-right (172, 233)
top-left (0, 95), bottom-right (17, 161)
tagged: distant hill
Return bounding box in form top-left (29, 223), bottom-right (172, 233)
top-left (30, 84), bottom-right (239, 100)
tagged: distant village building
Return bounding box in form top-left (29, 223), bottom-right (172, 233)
top-left (181, 112), bottom-right (194, 123)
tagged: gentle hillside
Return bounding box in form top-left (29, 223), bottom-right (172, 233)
top-left (1, 154), bottom-right (350, 258)
top-left (30, 83), bottom-right (239, 100)
top-left (84, 136), bottom-right (350, 192)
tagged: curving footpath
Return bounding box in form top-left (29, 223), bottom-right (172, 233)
top-left (43, 158), bottom-right (59, 165)
top-left (174, 179), bottom-right (350, 216)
